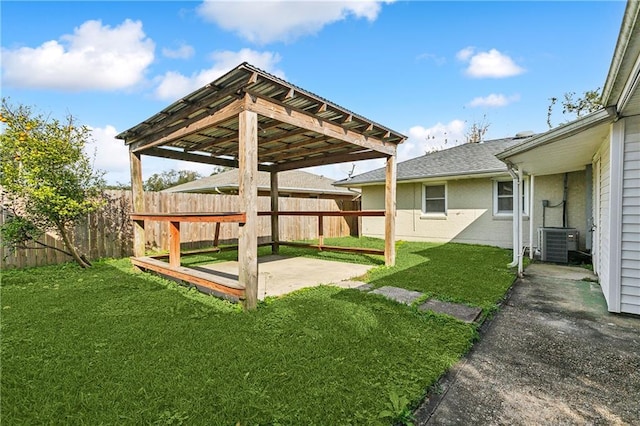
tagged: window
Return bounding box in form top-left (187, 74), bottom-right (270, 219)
top-left (494, 180), bottom-right (528, 215)
top-left (423, 184), bottom-right (446, 215)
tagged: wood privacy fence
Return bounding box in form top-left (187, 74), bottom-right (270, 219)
top-left (1, 190), bottom-right (360, 269)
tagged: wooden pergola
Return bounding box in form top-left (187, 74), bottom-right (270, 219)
top-left (116, 63), bottom-right (405, 309)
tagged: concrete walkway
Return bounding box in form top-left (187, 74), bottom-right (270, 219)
top-left (417, 263), bottom-right (640, 425)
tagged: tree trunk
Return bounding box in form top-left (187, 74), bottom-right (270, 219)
top-left (56, 222), bottom-right (91, 268)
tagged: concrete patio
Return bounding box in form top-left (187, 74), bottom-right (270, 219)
top-left (194, 255), bottom-right (373, 300)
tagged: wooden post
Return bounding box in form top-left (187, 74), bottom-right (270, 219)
top-left (238, 110), bottom-right (259, 310)
top-left (169, 221), bottom-right (180, 268)
top-left (129, 150), bottom-right (145, 257)
top-left (213, 222), bottom-right (221, 247)
top-left (270, 171), bottom-right (279, 254)
top-left (384, 154), bottom-right (397, 266)
top-left (318, 215), bottom-right (324, 249)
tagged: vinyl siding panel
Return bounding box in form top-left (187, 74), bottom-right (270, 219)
top-left (598, 138), bottom-right (611, 307)
top-left (621, 116), bottom-right (640, 314)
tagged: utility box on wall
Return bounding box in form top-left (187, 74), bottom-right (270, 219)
top-left (539, 227), bottom-right (579, 263)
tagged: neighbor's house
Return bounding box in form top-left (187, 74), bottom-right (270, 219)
top-left (498, 1), bottom-right (640, 315)
top-left (335, 136), bottom-right (590, 251)
top-left (339, 1), bottom-right (640, 315)
top-left (165, 169), bottom-right (359, 201)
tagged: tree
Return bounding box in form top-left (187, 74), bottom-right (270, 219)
top-left (0, 100), bottom-right (105, 268)
top-left (547, 88), bottom-right (603, 128)
top-left (464, 116), bottom-right (490, 144)
top-left (143, 169), bottom-right (203, 191)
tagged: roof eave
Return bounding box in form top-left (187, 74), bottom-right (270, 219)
top-left (602, 0), bottom-right (640, 108)
top-left (335, 169), bottom-right (510, 187)
top-left (497, 108), bottom-right (615, 160)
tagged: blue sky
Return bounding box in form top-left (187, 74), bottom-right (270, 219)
top-left (1, 1), bottom-right (627, 184)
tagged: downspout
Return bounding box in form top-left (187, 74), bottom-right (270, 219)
top-left (507, 164), bottom-right (520, 270)
top-left (529, 174), bottom-right (535, 260)
top-left (517, 168), bottom-right (524, 276)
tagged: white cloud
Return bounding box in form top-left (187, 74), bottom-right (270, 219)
top-left (468, 93), bottom-right (520, 108)
top-left (399, 120), bottom-right (466, 160)
top-left (416, 52), bottom-right (446, 66)
top-left (1, 19), bottom-right (154, 91)
top-left (87, 125), bottom-right (219, 185)
top-left (87, 125), bottom-right (131, 185)
top-left (305, 119), bottom-right (467, 180)
top-left (162, 43), bottom-right (195, 59)
top-left (456, 46), bottom-right (475, 61)
top-left (154, 48), bottom-right (284, 100)
top-left (304, 158), bottom-right (386, 181)
top-left (457, 47), bottom-right (524, 78)
top-left (197, 0), bottom-right (390, 44)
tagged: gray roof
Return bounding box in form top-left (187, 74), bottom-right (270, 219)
top-left (165, 169), bottom-right (358, 196)
top-left (335, 137), bottom-right (531, 186)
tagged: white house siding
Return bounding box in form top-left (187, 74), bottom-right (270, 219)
top-left (621, 115), bottom-right (640, 314)
top-left (597, 136), bottom-right (612, 308)
top-left (361, 178), bottom-right (526, 248)
top-left (529, 171), bottom-right (588, 250)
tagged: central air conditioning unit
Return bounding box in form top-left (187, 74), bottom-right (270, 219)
top-left (538, 227), bottom-right (579, 263)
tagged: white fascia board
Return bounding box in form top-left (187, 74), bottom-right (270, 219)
top-left (337, 170), bottom-right (509, 188)
top-left (602, 0), bottom-right (640, 107)
top-left (497, 108), bottom-right (615, 160)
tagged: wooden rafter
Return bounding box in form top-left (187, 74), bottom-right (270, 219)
top-left (274, 149), bottom-right (385, 172)
top-left (126, 82), bottom-right (248, 143)
top-left (143, 147), bottom-right (273, 172)
top-left (244, 93), bottom-right (395, 155)
top-left (131, 99), bottom-right (244, 152)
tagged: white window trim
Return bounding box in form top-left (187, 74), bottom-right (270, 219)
top-left (422, 182), bottom-right (447, 217)
top-left (493, 178), bottom-right (529, 216)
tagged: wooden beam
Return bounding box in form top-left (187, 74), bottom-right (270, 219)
top-left (278, 242), bottom-right (384, 256)
top-left (270, 171), bottom-right (279, 254)
top-left (169, 221), bottom-right (180, 268)
top-left (259, 128), bottom-right (313, 147)
top-left (244, 93), bottom-right (395, 155)
top-left (238, 110), bottom-right (259, 310)
top-left (142, 147), bottom-right (273, 172)
top-left (130, 99), bottom-right (244, 152)
top-left (274, 149), bottom-right (387, 172)
top-left (130, 212), bottom-right (247, 223)
top-left (271, 141), bottom-right (346, 162)
top-left (130, 257), bottom-right (245, 298)
top-left (317, 103), bottom-right (327, 113)
top-left (284, 88), bottom-right (295, 100)
top-left (343, 114), bottom-right (353, 123)
top-left (194, 121), bottom-right (296, 153)
top-left (384, 155), bottom-right (397, 267)
top-left (129, 150), bottom-right (145, 257)
top-left (193, 131), bottom-right (241, 151)
top-left (259, 133), bottom-right (321, 157)
top-left (257, 210), bottom-right (385, 217)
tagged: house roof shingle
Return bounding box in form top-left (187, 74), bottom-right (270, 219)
top-left (335, 137), bottom-right (531, 186)
top-left (164, 169), bottom-right (358, 196)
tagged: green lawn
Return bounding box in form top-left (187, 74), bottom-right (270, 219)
top-left (1, 239), bottom-right (516, 425)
